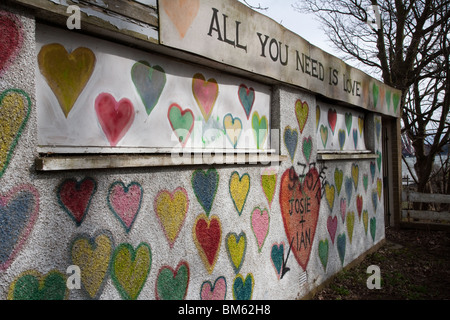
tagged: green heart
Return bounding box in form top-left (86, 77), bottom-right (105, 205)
top-left (302, 136), bottom-right (313, 164)
top-left (9, 271), bottom-right (67, 300)
top-left (373, 84), bottom-right (379, 108)
top-left (318, 239), bottom-right (329, 271)
top-left (385, 90), bottom-right (392, 110)
top-left (168, 103), bottom-right (194, 146)
top-left (111, 242), bottom-right (152, 300)
top-left (334, 168), bottom-right (343, 196)
top-left (252, 112), bottom-right (268, 150)
top-left (320, 125), bottom-right (328, 148)
top-left (156, 261), bottom-right (189, 300)
top-left (345, 112), bottom-right (352, 135)
top-left (377, 151), bottom-right (382, 172)
top-left (393, 93), bottom-right (400, 114)
top-left (363, 174), bottom-right (369, 193)
top-left (370, 217), bottom-right (377, 242)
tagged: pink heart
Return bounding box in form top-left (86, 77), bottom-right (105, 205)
top-left (0, 11), bottom-right (23, 74)
top-left (200, 276), bottom-right (226, 300)
top-left (251, 207), bottom-right (270, 252)
top-left (192, 73), bottom-right (219, 121)
top-left (108, 182), bottom-right (143, 232)
top-left (340, 198), bottom-right (346, 223)
top-left (95, 93), bottom-right (135, 147)
top-left (327, 216), bottom-right (337, 244)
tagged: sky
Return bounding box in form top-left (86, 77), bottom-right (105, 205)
top-left (237, 0), bottom-right (339, 57)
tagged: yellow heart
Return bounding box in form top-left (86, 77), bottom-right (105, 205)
top-left (0, 90), bottom-right (30, 178)
top-left (325, 183), bottom-right (335, 211)
top-left (377, 178), bottom-right (382, 200)
top-left (223, 114), bottom-right (242, 148)
top-left (229, 172), bottom-right (250, 216)
top-left (363, 210), bottom-right (369, 235)
top-left (295, 99), bottom-right (309, 134)
top-left (352, 164), bottom-right (359, 190)
top-left (154, 188), bottom-right (189, 248)
top-left (112, 243), bottom-right (151, 300)
top-left (70, 232), bottom-right (113, 299)
top-left (226, 233), bottom-right (246, 273)
top-left (358, 116), bottom-right (364, 136)
top-left (38, 43), bottom-right (96, 117)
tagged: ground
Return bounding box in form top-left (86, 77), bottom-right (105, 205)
top-left (312, 227), bottom-right (450, 300)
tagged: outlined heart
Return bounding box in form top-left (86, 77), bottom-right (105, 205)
top-left (8, 270), bottom-right (67, 300)
top-left (111, 242), bottom-right (152, 300)
top-left (69, 230), bottom-right (114, 299)
top-left (156, 261), bottom-right (190, 300)
top-left (284, 126), bottom-right (298, 163)
top-left (191, 168), bottom-right (219, 217)
top-left (223, 113), bottom-right (242, 148)
top-left (295, 99), bottom-right (309, 134)
top-left (193, 214), bottom-right (222, 274)
top-left (226, 232), bottom-right (247, 274)
top-left (302, 136), bottom-right (313, 164)
top-left (154, 187), bottom-right (189, 248)
top-left (95, 93), bottom-right (135, 147)
top-left (38, 43), bottom-right (96, 117)
top-left (320, 125), bottom-right (328, 148)
top-left (0, 89), bottom-right (31, 179)
top-left (233, 273), bottom-right (254, 300)
top-left (251, 207), bottom-right (270, 253)
top-left (192, 73), bottom-right (219, 122)
top-left (261, 168), bottom-right (277, 208)
top-left (107, 181), bottom-right (143, 233)
top-left (200, 276), bottom-right (227, 300)
top-left (168, 103), bottom-right (194, 147)
top-left (0, 184), bottom-right (39, 272)
top-left (238, 84), bottom-right (255, 120)
top-left (279, 167), bottom-right (321, 270)
top-left (229, 171), bottom-right (250, 216)
top-left (0, 11), bottom-right (23, 74)
top-left (160, 0), bottom-right (200, 38)
top-left (252, 111), bottom-right (268, 150)
top-left (57, 177), bottom-right (97, 226)
top-left (131, 60), bottom-right (166, 116)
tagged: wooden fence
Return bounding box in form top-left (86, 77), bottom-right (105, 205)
top-left (401, 188), bottom-right (450, 229)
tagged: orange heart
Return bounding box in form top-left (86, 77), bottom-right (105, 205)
top-left (38, 43), bottom-right (96, 118)
top-left (161, 0), bottom-right (200, 39)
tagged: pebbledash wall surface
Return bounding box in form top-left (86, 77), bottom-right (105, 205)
top-left (0, 0), bottom-right (402, 300)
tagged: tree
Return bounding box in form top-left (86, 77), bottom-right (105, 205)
top-left (293, 0), bottom-right (450, 194)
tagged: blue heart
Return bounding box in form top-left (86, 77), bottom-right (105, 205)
top-left (370, 162), bottom-right (376, 182)
top-left (191, 169), bottom-right (219, 216)
top-left (345, 177), bottom-right (353, 202)
top-left (353, 129), bottom-right (358, 149)
top-left (0, 190), bottom-right (36, 265)
top-left (338, 129), bottom-right (346, 150)
top-left (270, 243), bottom-right (284, 276)
top-left (233, 274), bottom-right (253, 300)
top-left (337, 233), bottom-right (346, 266)
top-left (372, 191), bottom-right (378, 212)
top-left (238, 85), bottom-right (255, 119)
top-left (131, 61), bottom-right (166, 116)
top-left (284, 127), bottom-right (298, 162)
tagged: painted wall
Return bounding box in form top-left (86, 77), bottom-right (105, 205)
top-left (0, 6), bottom-right (385, 300)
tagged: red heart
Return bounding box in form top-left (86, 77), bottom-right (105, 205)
top-left (327, 215), bottom-right (337, 244)
top-left (279, 167), bottom-right (321, 271)
top-left (95, 93), bottom-right (135, 147)
top-left (328, 108), bottom-right (337, 134)
top-left (356, 195), bottom-right (363, 220)
top-left (0, 11), bottom-right (23, 74)
top-left (193, 214), bottom-right (221, 274)
top-left (58, 178), bottom-right (97, 226)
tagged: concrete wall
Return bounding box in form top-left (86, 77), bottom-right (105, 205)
top-left (0, 5), bottom-right (385, 300)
